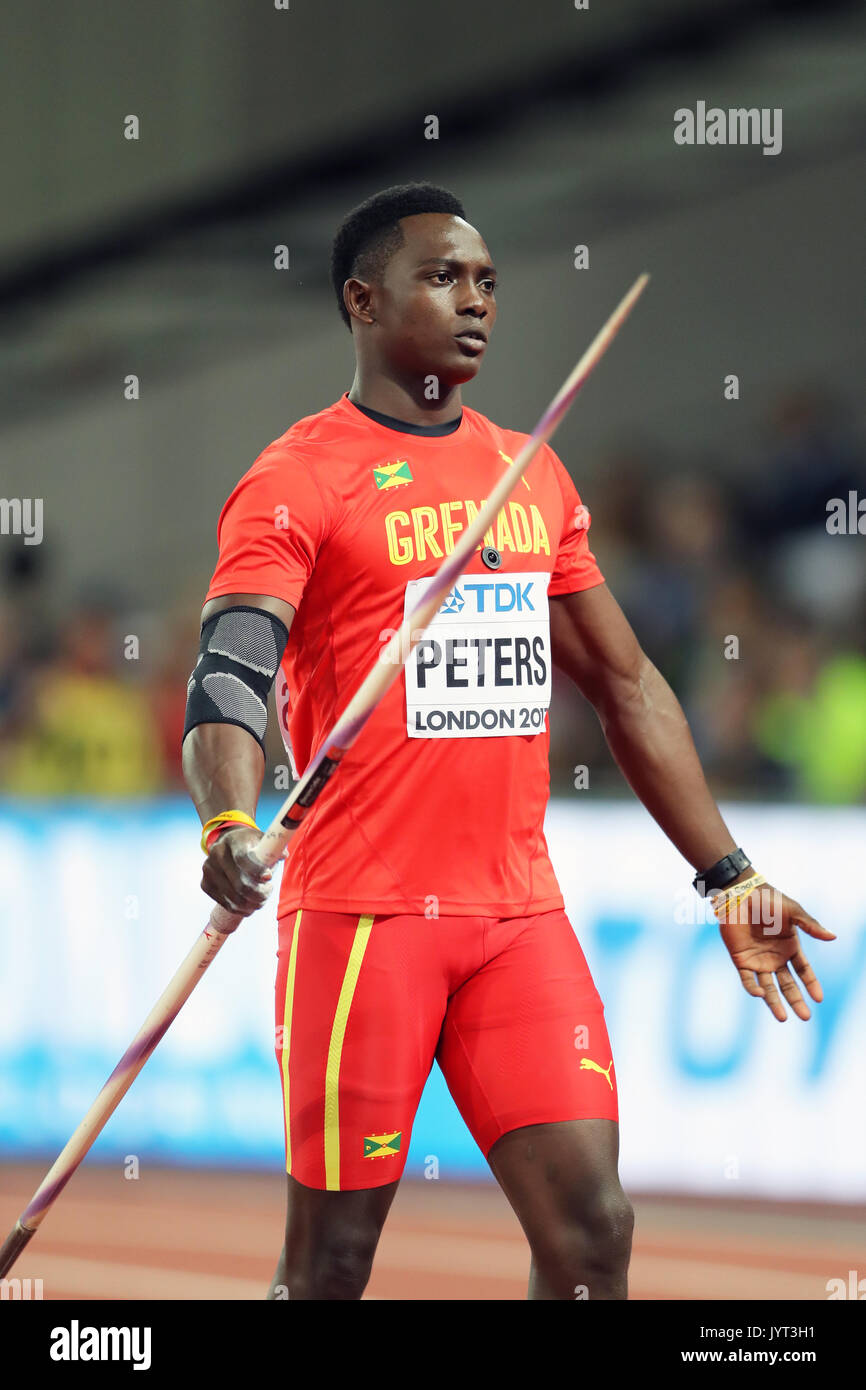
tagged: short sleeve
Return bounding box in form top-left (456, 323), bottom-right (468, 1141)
top-left (546, 446), bottom-right (605, 596)
top-left (205, 448), bottom-right (330, 611)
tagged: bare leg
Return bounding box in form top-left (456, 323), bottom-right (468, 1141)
top-left (488, 1118), bottom-right (633, 1301)
top-left (267, 1172), bottom-right (400, 1300)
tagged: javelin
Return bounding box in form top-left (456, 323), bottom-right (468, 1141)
top-left (0, 272), bottom-right (649, 1279)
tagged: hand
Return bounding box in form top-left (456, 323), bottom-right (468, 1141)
top-left (717, 883), bottom-right (836, 1021)
top-left (201, 824), bottom-right (287, 928)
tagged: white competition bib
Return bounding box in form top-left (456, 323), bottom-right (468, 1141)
top-left (403, 571), bottom-right (552, 738)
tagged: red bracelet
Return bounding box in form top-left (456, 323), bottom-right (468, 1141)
top-left (205, 822), bottom-right (236, 853)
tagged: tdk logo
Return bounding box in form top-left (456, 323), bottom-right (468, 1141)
top-left (438, 581), bottom-right (535, 616)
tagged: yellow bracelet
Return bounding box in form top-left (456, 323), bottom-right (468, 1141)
top-left (200, 809), bottom-right (260, 854)
top-left (711, 872), bottom-right (765, 903)
top-left (712, 873), bottom-right (765, 912)
top-left (711, 873), bottom-right (766, 921)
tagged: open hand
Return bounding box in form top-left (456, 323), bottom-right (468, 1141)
top-left (718, 884), bottom-right (836, 1021)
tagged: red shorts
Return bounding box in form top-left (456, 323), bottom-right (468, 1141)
top-left (274, 907), bottom-right (618, 1191)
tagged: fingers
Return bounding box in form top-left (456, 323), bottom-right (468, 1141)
top-left (236, 847), bottom-right (275, 881)
top-left (758, 964), bottom-right (818, 1023)
top-left (206, 827), bottom-right (285, 914)
top-left (728, 891), bottom-right (834, 1021)
top-left (756, 971), bottom-right (787, 1022)
top-left (775, 965), bottom-right (811, 1021)
top-left (201, 827), bottom-right (290, 918)
top-left (202, 866), bottom-right (246, 916)
top-left (742, 963), bottom-right (816, 1022)
top-left (203, 860), bottom-right (258, 916)
top-left (790, 949), bottom-right (824, 1003)
top-left (203, 854), bottom-right (274, 916)
top-left (736, 967), bottom-right (765, 1000)
top-left (235, 851), bottom-right (277, 907)
top-left (237, 861), bottom-right (275, 910)
top-left (789, 902), bottom-right (836, 941)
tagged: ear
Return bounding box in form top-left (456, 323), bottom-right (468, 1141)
top-left (342, 277), bottom-right (376, 326)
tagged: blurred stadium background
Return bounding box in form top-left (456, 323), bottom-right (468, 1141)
top-left (1, 0), bottom-right (864, 1298)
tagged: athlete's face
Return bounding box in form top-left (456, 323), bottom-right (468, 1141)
top-left (372, 213), bottom-right (497, 385)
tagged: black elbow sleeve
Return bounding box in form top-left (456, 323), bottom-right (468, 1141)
top-left (182, 605), bottom-right (290, 755)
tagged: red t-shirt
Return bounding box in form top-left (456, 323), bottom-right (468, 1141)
top-left (205, 392), bottom-right (604, 917)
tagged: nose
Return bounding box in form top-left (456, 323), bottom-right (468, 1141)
top-left (457, 278), bottom-right (487, 318)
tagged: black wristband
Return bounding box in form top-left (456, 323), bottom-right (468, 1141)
top-left (693, 848), bottom-right (751, 897)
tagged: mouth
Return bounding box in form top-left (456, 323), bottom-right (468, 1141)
top-left (454, 329), bottom-right (488, 354)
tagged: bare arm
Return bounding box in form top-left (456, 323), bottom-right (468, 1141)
top-left (549, 582), bottom-right (736, 873)
top-left (182, 591), bottom-right (296, 917)
top-left (550, 582), bottom-right (834, 1021)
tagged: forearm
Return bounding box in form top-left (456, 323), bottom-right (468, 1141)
top-left (595, 657), bottom-right (738, 872)
top-left (182, 723), bottom-right (265, 827)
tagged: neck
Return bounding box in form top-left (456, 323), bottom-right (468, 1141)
top-left (347, 365), bottom-right (463, 426)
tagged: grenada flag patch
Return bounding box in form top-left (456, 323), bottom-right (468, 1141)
top-left (363, 1131), bottom-right (402, 1159)
top-left (373, 460), bottom-right (413, 490)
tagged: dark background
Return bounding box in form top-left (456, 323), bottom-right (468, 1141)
top-left (1, 0), bottom-right (865, 801)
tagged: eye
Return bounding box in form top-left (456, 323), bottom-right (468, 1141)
top-left (430, 271), bottom-right (453, 284)
top-left (480, 279), bottom-right (497, 292)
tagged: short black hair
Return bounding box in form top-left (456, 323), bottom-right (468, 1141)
top-left (330, 182), bottom-right (466, 330)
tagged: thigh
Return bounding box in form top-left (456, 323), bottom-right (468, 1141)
top-left (275, 908), bottom-right (449, 1191)
top-left (436, 908), bottom-right (618, 1158)
top-left (282, 1170), bottom-right (400, 1258)
top-left (487, 1117), bottom-right (622, 1229)
top-left (487, 1117), bottom-right (631, 1299)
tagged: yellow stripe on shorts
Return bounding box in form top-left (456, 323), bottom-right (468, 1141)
top-left (324, 914), bottom-right (374, 1189)
top-left (281, 908), bottom-right (303, 1173)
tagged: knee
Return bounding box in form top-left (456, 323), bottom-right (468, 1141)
top-left (594, 1188), bottom-right (634, 1261)
top-left (285, 1228), bottom-right (378, 1300)
top-left (536, 1186), bottom-right (634, 1279)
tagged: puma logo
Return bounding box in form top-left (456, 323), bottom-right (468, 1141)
top-left (579, 1057), bottom-right (614, 1090)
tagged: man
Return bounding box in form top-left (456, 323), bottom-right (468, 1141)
top-left (182, 182), bottom-right (834, 1300)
